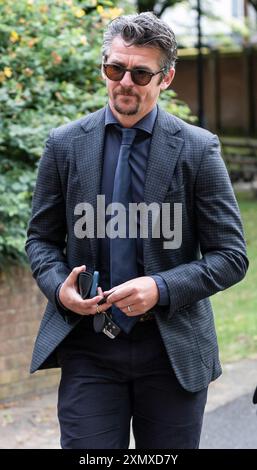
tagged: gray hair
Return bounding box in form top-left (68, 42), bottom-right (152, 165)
top-left (102, 11), bottom-right (177, 71)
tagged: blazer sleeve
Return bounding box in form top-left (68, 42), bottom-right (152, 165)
top-left (156, 135), bottom-right (249, 317)
top-left (25, 130), bottom-right (71, 311)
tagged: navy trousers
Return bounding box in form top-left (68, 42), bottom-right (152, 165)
top-left (57, 317), bottom-right (208, 449)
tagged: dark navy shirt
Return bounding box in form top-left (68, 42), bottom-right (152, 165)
top-left (99, 105), bottom-right (169, 305)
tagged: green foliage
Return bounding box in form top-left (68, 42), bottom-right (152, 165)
top-left (0, 158), bottom-right (36, 266)
top-left (159, 89), bottom-right (196, 123)
top-left (0, 0), bottom-right (116, 161)
top-left (0, 0), bottom-right (194, 265)
top-left (0, 0), bottom-right (115, 265)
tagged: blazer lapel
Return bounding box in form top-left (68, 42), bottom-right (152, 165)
top-left (143, 108), bottom-right (184, 271)
top-left (74, 108), bottom-right (106, 267)
top-left (144, 108), bottom-right (184, 205)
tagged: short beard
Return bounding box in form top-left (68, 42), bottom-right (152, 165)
top-left (114, 101), bottom-right (140, 115)
top-left (112, 88), bottom-right (140, 115)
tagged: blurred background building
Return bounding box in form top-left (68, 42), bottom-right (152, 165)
top-left (163, 0), bottom-right (257, 48)
top-left (160, 0), bottom-right (257, 135)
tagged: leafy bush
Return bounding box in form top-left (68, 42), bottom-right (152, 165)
top-left (0, 159), bottom-right (35, 266)
top-left (0, 0), bottom-right (194, 266)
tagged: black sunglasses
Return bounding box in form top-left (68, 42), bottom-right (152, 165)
top-left (103, 63), bottom-right (166, 86)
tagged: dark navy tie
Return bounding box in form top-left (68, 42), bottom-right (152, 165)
top-left (110, 127), bottom-right (139, 333)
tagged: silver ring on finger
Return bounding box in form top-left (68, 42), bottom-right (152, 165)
top-left (127, 305), bottom-right (133, 313)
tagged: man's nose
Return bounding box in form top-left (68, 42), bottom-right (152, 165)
top-left (119, 71), bottom-right (134, 87)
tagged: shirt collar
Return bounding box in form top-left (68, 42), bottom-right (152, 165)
top-left (105, 104), bottom-right (157, 135)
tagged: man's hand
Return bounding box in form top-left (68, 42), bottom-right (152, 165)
top-left (103, 276), bottom-right (159, 316)
top-left (59, 265), bottom-right (104, 316)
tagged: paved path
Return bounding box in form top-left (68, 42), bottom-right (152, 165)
top-left (0, 357), bottom-right (256, 449)
top-left (200, 358), bottom-right (257, 449)
top-left (201, 392), bottom-right (257, 449)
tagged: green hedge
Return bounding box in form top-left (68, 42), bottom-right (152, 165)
top-left (0, 0), bottom-right (194, 266)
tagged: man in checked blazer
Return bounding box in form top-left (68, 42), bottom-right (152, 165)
top-left (26, 12), bottom-right (248, 449)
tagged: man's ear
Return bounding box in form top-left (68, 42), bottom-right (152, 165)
top-left (160, 67), bottom-right (175, 91)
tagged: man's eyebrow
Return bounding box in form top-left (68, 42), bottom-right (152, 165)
top-left (109, 60), bottom-right (153, 71)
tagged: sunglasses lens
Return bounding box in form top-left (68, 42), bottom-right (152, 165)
top-left (132, 70), bottom-right (152, 86)
top-left (104, 64), bottom-right (124, 81)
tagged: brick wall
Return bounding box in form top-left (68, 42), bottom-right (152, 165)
top-left (172, 47), bottom-right (257, 135)
top-left (0, 267), bottom-right (60, 402)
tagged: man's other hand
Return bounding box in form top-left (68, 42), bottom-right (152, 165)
top-left (103, 277), bottom-right (159, 316)
top-left (59, 265), bottom-right (104, 316)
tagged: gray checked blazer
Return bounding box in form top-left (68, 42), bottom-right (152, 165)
top-left (26, 106), bottom-right (248, 392)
